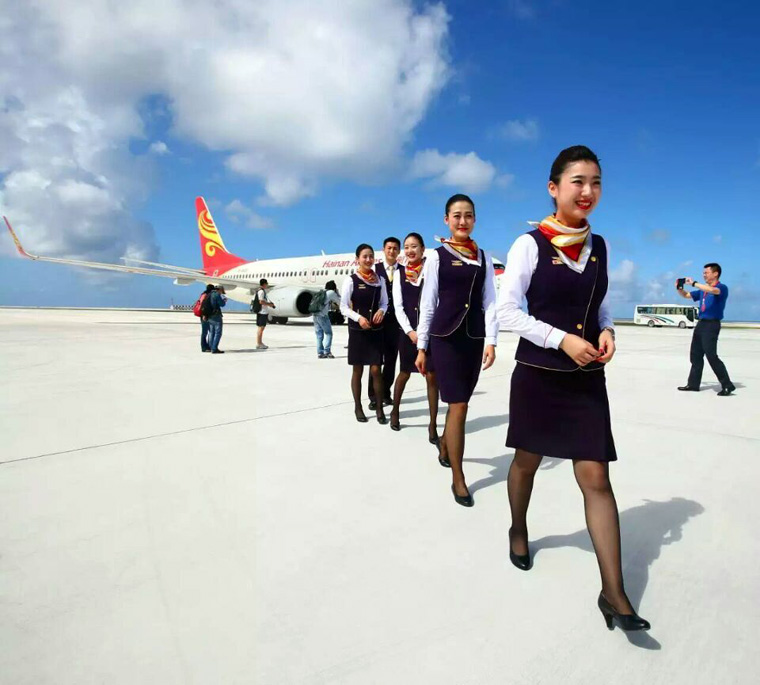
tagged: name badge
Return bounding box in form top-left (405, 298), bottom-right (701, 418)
top-left (358, 284), bottom-right (367, 289)
top-left (451, 260), bottom-right (463, 266)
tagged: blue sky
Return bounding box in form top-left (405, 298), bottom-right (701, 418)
top-left (2, 0), bottom-right (759, 319)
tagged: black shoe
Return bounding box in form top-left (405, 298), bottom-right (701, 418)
top-left (508, 529), bottom-right (531, 571)
top-left (451, 484), bottom-right (473, 507)
top-left (390, 412), bottom-right (400, 431)
top-left (429, 434), bottom-right (440, 447)
top-left (368, 401), bottom-right (377, 411)
top-left (355, 409), bottom-right (368, 423)
top-left (202, 348), bottom-right (211, 353)
top-left (677, 385), bottom-right (699, 391)
top-left (211, 350), bottom-right (225, 354)
top-left (376, 412), bottom-right (387, 425)
top-left (717, 384), bottom-right (736, 396)
top-left (382, 397), bottom-right (393, 407)
top-left (598, 593), bottom-right (650, 632)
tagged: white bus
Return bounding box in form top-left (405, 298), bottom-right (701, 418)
top-left (634, 304), bottom-right (699, 328)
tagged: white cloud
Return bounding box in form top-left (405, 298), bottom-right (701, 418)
top-left (148, 141), bottom-right (170, 155)
top-left (409, 149), bottom-right (502, 193)
top-left (497, 118), bottom-right (539, 142)
top-left (1, 0), bottom-right (451, 261)
top-left (610, 259), bottom-right (637, 286)
top-left (225, 199), bottom-right (274, 230)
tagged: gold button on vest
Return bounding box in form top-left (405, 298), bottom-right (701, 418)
top-left (464, 303), bottom-right (469, 308)
top-left (576, 323), bottom-right (583, 330)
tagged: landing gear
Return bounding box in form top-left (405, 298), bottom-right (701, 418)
top-left (271, 316), bottom-right (289, 325)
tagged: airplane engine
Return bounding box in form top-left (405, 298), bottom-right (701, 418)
top-left (258, 286), bottom-right (315, 319)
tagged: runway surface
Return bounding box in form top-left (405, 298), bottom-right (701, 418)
top-left (1, 310), bottom-right (758, 684)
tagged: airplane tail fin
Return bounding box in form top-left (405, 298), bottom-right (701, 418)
top-left (196, 197), bottom-right (247, 275)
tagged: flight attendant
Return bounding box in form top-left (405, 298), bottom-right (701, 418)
top-left (389, 232), bottom-right (440, 444)
top-left (416, 195), bottom-right (498, 507)
top-left (369, 237), bottom-right (401, 410)
top-left (341, 243), bottom-right (389, 424)
top-left (496, 145), bottom-right (650, 631)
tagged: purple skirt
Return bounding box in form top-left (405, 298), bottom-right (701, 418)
top-left (347, 327), bottom-right (383, 366)
top-left (506, 362), bottom-right (617, 462)
top-left (429, 326), bottom-right (484, 404)
top-left (398, 330), bottom-right (435, 374)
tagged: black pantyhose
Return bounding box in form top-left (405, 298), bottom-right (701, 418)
top-left (426, 371), bottom-right (440, 441)
top-left (444, 402), bottom-right (468, 496)
top-left (351, 365), bottom-right (385, 419)
top-left (507, 449), bottom-right (634, 614)
top-left (573, 460), bottom-right (633, 614)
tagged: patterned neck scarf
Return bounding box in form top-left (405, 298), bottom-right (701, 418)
top-left (436, 236), bottom-right (479, 261)
top-left (405, 258), bottom-right (424, 284)
top-left (537, 215), bottom-right (590, 262)
top-left (356, 267), bottom-right (378, 284)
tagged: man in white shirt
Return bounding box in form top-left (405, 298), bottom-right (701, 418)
top-left (369, 237), bottom-right (401, 409)
top-left (256, 278), bottom-right (275, 350)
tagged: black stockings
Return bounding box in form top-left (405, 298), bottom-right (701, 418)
top-left (390, 370), bottom-right (439, 441)
top-left (507, 450), bottom-right (632, 613)
top-left (443, 403), bottom-right (468, 496)
top-left (352, 365), bottom-right (384, 419)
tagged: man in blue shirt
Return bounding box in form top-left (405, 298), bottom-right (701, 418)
top-left (676, 262), bottom-right (735, 395)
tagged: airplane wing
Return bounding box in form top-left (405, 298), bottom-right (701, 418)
top-left (120, 257), bottom-right (206, 275)
top-left (3, 216), bottom-right (253, 291)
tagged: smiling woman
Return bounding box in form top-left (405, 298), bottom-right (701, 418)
top-left (496, 145), bottom-right (650, 632)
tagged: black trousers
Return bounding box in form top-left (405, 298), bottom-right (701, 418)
top-left (368, 315), bottom-right (400, 401)
top-left (687, 319), bottom-right (733, 388)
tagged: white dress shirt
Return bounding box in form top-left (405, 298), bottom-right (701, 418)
top-left (416, 246), bottom-right (499, 350)
top-left (391, 267), bottom-right (424, 336)
top-left (339, 275), bottom-right (389, 323)
top-left (496, 233), bottom-right (614, 350)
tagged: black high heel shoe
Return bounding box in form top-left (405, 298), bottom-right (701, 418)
top-left (508, 529), bottom-right (531, 571)
top-left (428, 432), bottom-right (440, 447)
top-left (451, 484), bottom-right (473, 507)
top-left (597, 593), bottom-right (650, 632)
top-left (376, 412), bottom-right (387, 425)
top-left (354, 409), bottom-right (368, 423)
top-left (390, 411), bottom-right (400, 431)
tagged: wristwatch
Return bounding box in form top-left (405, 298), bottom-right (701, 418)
top-left (602, 326), bottom-right (616, 340)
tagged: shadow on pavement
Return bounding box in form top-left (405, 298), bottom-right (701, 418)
top-left (532, 497), bottom-right (705, 650)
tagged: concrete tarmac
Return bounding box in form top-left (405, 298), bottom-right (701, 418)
top-left (1, 310), bottom-right (758, 684)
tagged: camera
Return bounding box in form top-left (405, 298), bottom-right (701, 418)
top-left (676, 278), bottom-right (686, 290)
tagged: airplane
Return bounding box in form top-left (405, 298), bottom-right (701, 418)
top-left (3, 197), bottom-right (505, 324)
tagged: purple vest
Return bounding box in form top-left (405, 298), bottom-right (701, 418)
top-left (429, 246), bottom-right (487, 339)
top-left (515, 230), bottom-right (607, 371)
top-left (398, 267), bottom-right (424, 330)
top-left (348, 273), bottom-right (384, 331)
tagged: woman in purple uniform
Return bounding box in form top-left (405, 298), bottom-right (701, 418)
top-left (497, 146), bottom-right (650, 632)
top-left (389, 232), bottom-right (439, 444)
top-left (341, 243), bottom-right (388, 424)
top-left (416, 195), bottom-right (498, 508)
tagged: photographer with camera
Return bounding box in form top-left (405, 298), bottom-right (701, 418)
top-left (676, 263), bottom-right (736, 396)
